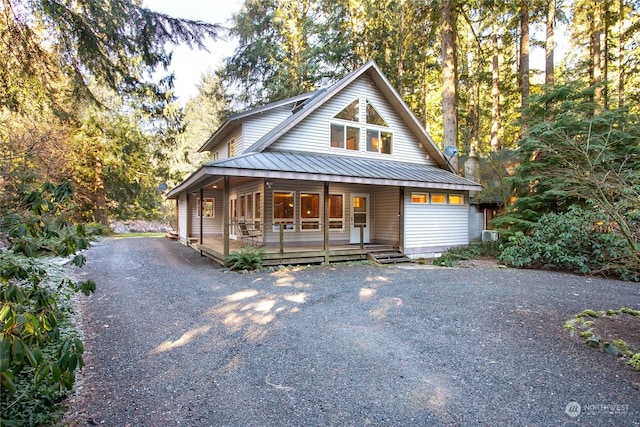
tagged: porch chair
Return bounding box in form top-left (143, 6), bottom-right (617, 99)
top-left (238, 221), bottom-right (262, 245)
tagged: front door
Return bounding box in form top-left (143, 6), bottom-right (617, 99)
top-left (350, 193), bottom-right (370, 244)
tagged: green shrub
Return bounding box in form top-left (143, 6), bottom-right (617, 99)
top-left (499, 206), bottom-right (639, 281)
top-left (226, 245), bottom-right (265, 271)
top-left (433, 241), bottom-right (501, 267)
top-left (628, 353), bottom-right (640, 370)
top-left (1, 182), bottom-right (95, 425)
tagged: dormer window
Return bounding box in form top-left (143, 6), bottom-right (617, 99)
top-left (330, 98), bottom-right (392, 154)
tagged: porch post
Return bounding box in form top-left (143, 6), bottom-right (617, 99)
top-left (323, 181), bottom-right (329, 264)
top-left (223, 176), bottom-right (230, 264)
top-left (175, 199), bottom-right (178, 236)
top-left (186, 192), bottom-right (191, 242)
top-left (199, 188), bottom-right (204, 255)
top-left (399, 186), bottom-right (405, 252)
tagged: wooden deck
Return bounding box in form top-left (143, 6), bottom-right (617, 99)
top-left (189, 238), bottom-right (400, 267)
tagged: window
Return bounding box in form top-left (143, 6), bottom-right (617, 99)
top-left (411, 193), bottom-right (428, 204)
top-left (273, 192), bottom-right (295, 231)
top-left (197, 198), bottom-right (215, 218)
top-left (227, 139), bottom-right (235, 157)
top-left (334, 99), bottom-right (359, 121)
top-left (246, 194), bottom-right (253, 218)
top-left (330, 99), bottom-right (392, 154)
top-left (239, 195), bottom-right (245, 217)
top-left (331, 125), bottom-right (360, 150)
top-left (328, 194), bottom-right (344, 230)
top-left (300, 193), bottom-right (320, 230)
top-left (366, 100), bottom-right (388, 126)
top-left (449, 194), bottom-right (464, 205)
top-left (431, 194), bottom-right (446, 204)
top-left (254, 192), bottom-right (262, 230)
top-left (212, 152), bottom-right (219, 161)
top-left (366, 130), bottom-right (392, 154)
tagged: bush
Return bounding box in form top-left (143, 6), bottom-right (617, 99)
top-left (1, 182), bottom-right (95, 425)
top-left (433, 241), bottom-right (501, 267)
top-left (499, 206), bottom-right (639, 281)
top-left (226, 245), bottom-right (265, 271)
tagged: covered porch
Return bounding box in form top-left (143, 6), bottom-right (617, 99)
top-left (168, 151), bottom-right (482, 266)
top-left (189, 235), bottom-right (408, 267)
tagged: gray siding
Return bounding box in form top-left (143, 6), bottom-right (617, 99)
top-left (268, 75), bottom-right (436, 166)
top-left (178, 193), bottom-right (188, 244)
top-left (468, 205), bottom-right (484, 243)
top-left (211, 128), bottom-right (242, 161)
top-left (404, 189), bottom-right (469, 255)
top-left (189, 191), bottom-right (224, 237)
top-left (373, 186), bottom-right (399, 245)
top-left (242, 106), bottom-right (294, 150)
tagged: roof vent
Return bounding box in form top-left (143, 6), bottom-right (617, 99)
top-left (320, 76), bottom-right (331, 89)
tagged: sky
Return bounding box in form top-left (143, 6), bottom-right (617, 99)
top-left (144, 0), bottom-right (244, 103)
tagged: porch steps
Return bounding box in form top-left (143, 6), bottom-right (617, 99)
top-left (367, 249), bottom-right (412, 265)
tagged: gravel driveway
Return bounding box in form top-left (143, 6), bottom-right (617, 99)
top-left (64, 237), bottom-right (639, 426)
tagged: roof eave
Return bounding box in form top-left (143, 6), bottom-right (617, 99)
top-left (195, 165), bottom-right (481, 191)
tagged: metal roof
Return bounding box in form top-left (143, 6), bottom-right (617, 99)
top-left (241, 61), bottom-right (452, 172)
top-left (167, 151), bottom-right (481, 197)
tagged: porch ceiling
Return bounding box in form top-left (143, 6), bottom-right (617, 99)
top-left (167, 151), bottom-right (482, 198)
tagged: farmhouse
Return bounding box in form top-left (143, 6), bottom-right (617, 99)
top-left (167, 60), bottom-right (482, 266)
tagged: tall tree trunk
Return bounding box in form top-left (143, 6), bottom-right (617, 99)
top-left (397, 0), bottom-right (406, 94)
top-left (466, 25), bottom-right (478, 155)
top-left (441, 0), bottom-right (458, 171)
top-left (545, 0), bottom-right (555, 87)
top-left (591, 2), bottom-right (603, 111)
top-left (603, 0), bottom-right (610, 110)
top-left (491, 21), bottom-right (501, 152)
top-left (93, 155), bottom-right (108, 225)
top-left (520, 1), bottom-right (530, 132)
top-left (618, 0), bottom-right (625, 108)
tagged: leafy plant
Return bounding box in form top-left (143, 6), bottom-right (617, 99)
top-left (226, 245), bottom-right (265, 271)
top-left (499, 206), bottom-right (639, 281)
top-left (433, 241), bottom-right (501, 267)
top-left (1, 182), bottom-right (95, 425)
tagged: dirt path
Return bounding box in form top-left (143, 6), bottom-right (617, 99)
top-left (64, 237), bottom-right (639, 426)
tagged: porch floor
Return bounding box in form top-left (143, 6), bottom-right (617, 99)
top-left (188, 237), bottom-right (399, 267)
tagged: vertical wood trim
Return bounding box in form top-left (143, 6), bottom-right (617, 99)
top-left (199, 188), bottom-right (204, 252)
top-left (399, 187), bottom-right (405, 252)
top-left (324, 181), bottom-right (330, 264)
top-left (175, 199), bottom-right (179, 235)
top-left (223, 177), bottom-right (230, 263)
top-left (186, 193), bottom-right (191, 240)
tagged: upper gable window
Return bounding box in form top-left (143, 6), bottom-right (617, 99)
top-left (334, 99), bottom-right (359, 121)
top-left (331, 124), bottom-right (360, 150)
top-left (330, 98), bottom-right (392, 154)
top-left (366, 101), bottom-right (388, 126)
